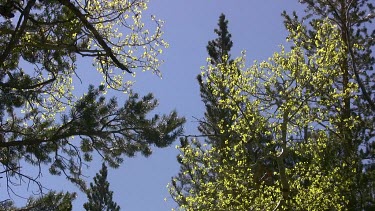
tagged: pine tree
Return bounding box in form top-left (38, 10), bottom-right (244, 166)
top-left (0, 191), bottom-right (76, 211)
top-left (83, 163), bottom-right (120, 211)
top-left (170, 14), bottom-right (234, 208)
top-left (170, 14), bottom-right (275, 209)
top-left (198, 13), bottom-right (236, 148)
top-left (0, 0), bottom-right (185, 201)
top-left (24, 191), bottom-right (76, 211)
top-left (206, 13), bottom-right (233, 66)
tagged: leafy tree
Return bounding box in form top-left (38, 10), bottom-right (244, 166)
top-left (170, 14), bottom-right (236, 208)
top-left (283, 1), bottom-right (375, 209)
top-left (170, 14), bottom-right (360, 210)
top-left (0, 0), bottom-right (185, 203)
top-left (83, 163), bottom-right (120, 211)
top-left (170, 14), bottom-right (275, 209)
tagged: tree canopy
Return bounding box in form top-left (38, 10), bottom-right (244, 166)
top-left (170, 1), bottom-right (375, 210)
top-left (0, 0), bottom-right (185, 203)
top-left (1, 0), bottom-right (374, 210)
top-left (282, 1), bottom-right (375, 209)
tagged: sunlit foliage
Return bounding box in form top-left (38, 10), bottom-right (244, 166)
top-left (0, 0), bottom-right (185, 201)
top-left (170, 19), bottom-right (359, 210)
top-left (283, 1), bottom-right (375, 209)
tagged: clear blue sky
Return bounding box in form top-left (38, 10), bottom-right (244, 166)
top-left (108, 1), bottom-right (303, 210)
top-left (3, 1), bottom-right (304, 210)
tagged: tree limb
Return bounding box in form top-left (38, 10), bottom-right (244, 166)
top-left (346, 29), bottom-right (375, 112)
top-left (0, 0), bottom-right (36, 68)
top-left (57, 0), bottom-right (132, 73)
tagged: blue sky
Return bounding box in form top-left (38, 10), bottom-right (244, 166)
top-left (107, 1), bottom-right (303, 210)
top-left (2, 1), bottom-right (304, 210)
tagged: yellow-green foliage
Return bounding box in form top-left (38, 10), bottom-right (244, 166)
top-left (169, 19), bottom-right (358, 211)
top-left (19, 0), bottom-right (167, 120)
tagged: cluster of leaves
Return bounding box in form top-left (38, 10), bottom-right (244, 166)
top-left (283, 0), bottom-right (375, 209)
top-left (170, 1), bottom-right (374, 209)
top-left (0, 0), bottom-right (185, 204)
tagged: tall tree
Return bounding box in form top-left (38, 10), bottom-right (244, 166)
top-left (170, 15), bottom-right (360, 211)
top-left (206, 13), bottom-right (233, 66)
top-left (170, 14), bottom-right (275, 209)
top-left (283, 1), bottom-right (375, 209)
top-left (170, 14), bottom-right (235, 208)
top-left (199, 13), bottom-right (235, 148)
top-left (84, 163), bottom-right (120, 211)
top-left (0, 0), bottom-right (185, 203)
